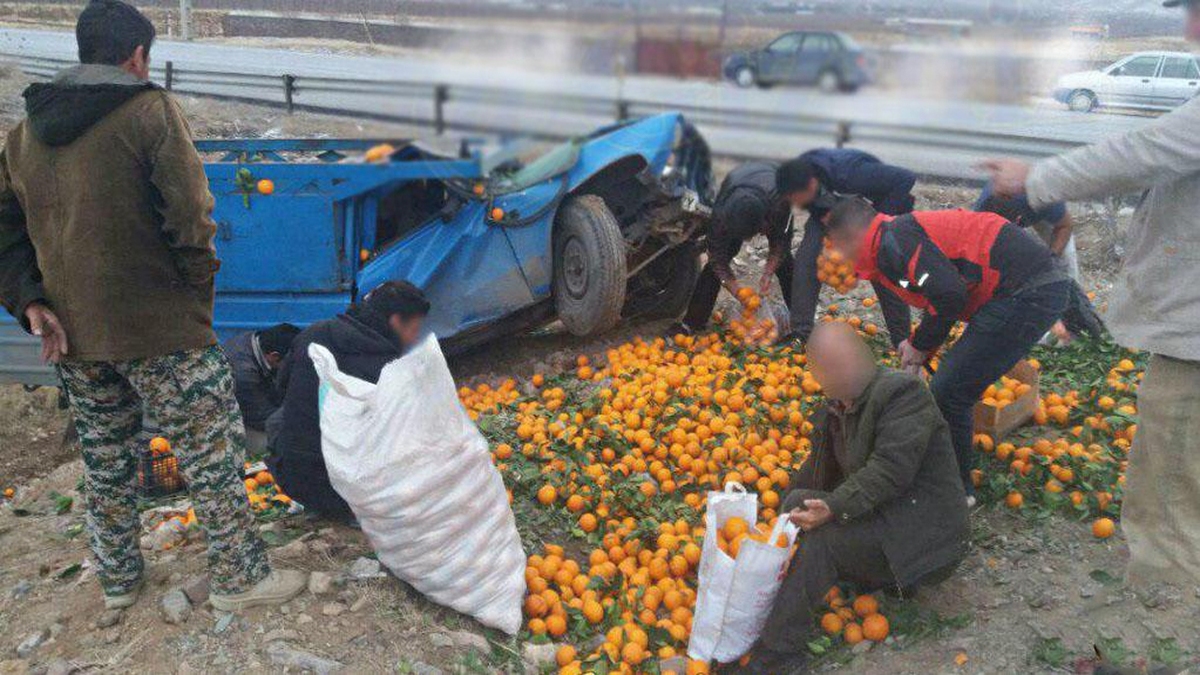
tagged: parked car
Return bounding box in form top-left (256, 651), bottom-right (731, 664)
top-left (0, 113), bottom-right (713, 386)
top-left (1054, 51), bottom-right (1200, 113)
top-left (723, 31), bottom-right (870, 92)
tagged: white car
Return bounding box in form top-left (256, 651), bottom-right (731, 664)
top-left (1053, 51), bottom-right (1200, 112)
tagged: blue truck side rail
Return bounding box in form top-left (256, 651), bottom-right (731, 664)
top-left (0, 139), bottom-right (483, 387)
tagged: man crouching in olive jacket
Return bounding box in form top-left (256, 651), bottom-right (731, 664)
top-left (733, 322), bottom-right (969, 674)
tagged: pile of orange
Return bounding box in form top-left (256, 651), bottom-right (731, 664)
top-left (725, 287), bottom-right (779, 346)
top-left (714, 516), bottom-right (788, 559)
top-left (456, 320), bottom-right (894, 673)
top-left (818, 588), bottom-right (890, 646)
top-left (972, 351), bottom-right (1144, 539)
top-left (242, 466), bottom-right (293, 514)
top-left (979, 374), bottom-right (1033, 410)
top-left (816, 239), bottom-right (859, 294)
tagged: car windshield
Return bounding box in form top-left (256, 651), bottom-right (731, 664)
top-left (489, 139), bottom-right (581, 194)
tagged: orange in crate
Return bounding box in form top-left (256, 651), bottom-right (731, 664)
top-left (138, 436), bottom-right (186, 498)
top-left (973, 360), bottom-right (1040, 439)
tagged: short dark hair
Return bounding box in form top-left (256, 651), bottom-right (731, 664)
top-left (259, 323), bottom-right (301, 356)
top-left (76, 0), bottom-right (156, 66)
top-left (363, 280), bottom-right (431, 319)
top-left (775, 158), bottom-right (817, 196)
top-left (826, 197), bottom-right (878, 234)
top-left (977, 194), bottom-right (1039, 227)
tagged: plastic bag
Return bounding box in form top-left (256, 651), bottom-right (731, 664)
top-left (688, 483), bottom-right (798, 663)
top-left (309, 335), bottom-right (527, 634)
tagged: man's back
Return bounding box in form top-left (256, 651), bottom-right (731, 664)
top-left (1, 64), bottom-right (218, 361)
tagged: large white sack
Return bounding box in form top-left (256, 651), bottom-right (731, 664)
top-left (688, 483), bottom-right (798, 663)
top-left (309, 335), bottom-right (526, 634)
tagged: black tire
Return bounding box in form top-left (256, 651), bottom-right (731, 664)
top-left (625, 244), bottom-right (702, 321)
top-left (734, 66), bottom-right (757, 88)
top-left (553, 195), bottom-right (627, 336)
top-left (818, 70), bottom-right (842, 94)
top-left (1068, 90), bottom-right (1096, 113)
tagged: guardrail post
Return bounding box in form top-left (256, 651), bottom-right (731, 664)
top-left (615, 99), bottom-right (630, 122)
top-left (835, 122), bottom-right (851, 148)
top-left (434, 84), bottom-right (449, 135)
top-left (283, 74), bottom-right (296, 114)
top-left (164, 61), bottom-right (174, 91)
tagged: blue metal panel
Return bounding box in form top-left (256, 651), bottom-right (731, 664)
top-left (356, 200), bottom-right (536, 337)
top-left (497, 113), bottom-right (683, 298)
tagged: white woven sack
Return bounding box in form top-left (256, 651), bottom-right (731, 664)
top-left (309, 335), bottom-right (526, 634)
top-left (688, 483), bottom-right (798, 663)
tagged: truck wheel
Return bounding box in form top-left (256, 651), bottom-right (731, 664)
top-left (629, 245), bottom-right (701, 321)
top-left (553, 195), bottom-right (627, 336)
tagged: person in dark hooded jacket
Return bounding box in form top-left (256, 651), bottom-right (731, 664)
top-left (267, 281), bottom-right (430, 520)
top-left (0, 0), bottom-right (305, 612)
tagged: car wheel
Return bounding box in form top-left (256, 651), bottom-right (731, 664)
top-left (1068, 90), bottom-right (1096, 113)
top-left (734, 66), bottom-right (756, 88)
top-left (553, 195), bottom-right (627, 337)
top-left (625, 244), bottom-right (701, 321)
top-left (818, 70), bottom-right (842, 94)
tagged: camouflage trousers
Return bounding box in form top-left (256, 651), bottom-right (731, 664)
top-left (58, 345), bottom-right (270, 596)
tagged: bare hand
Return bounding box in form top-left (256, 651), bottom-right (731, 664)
top-left (25, 303), bottom-right (68, 364)
top-left (977, 158), bottom-right (1031, 197)
top-left (788, 499), bottom-right (834, 532)
top-left (897, 339), bottom-right (927, 376)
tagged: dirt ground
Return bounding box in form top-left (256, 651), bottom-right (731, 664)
top-left (0, 66), bottom-right (1194, 675)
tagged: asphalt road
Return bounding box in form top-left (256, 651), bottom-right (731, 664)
top-left (0, 27), bottom-right (1154, 180)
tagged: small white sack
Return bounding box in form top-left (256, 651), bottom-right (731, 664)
top-left (687, 483), bottom-right (798, 663)
top-left (309, 335), bottom-right (526, 634)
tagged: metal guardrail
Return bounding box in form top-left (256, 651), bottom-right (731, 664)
top-left (11, 54), bottom-right (1086, 180)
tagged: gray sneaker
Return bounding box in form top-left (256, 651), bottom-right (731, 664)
top-left (210, 570), bottom-right (307, 612)
top-left (104, 579), bottom-right (144, 610)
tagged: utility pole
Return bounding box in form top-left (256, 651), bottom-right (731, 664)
top-left (180, 0), bottom-right (193, 41)
top-left (718, 0), bottom-right (730, 45)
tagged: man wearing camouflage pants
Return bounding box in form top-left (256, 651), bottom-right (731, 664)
top-left (0, 0), bottom-right (304, 611)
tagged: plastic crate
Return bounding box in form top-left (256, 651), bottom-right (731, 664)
top-left (138, 447), bottom-right (185, 499)
top-left (973, 360), bottom-right (1040, 440)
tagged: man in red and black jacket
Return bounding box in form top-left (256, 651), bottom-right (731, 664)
top-left (823, 198), bottom-right (1070, 497)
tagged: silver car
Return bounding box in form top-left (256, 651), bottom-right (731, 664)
top-left (1053, 51), bottom-right (1200, 112)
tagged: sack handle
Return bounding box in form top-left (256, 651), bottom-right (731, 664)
top-left (769, 512), bottom-right (792, 544)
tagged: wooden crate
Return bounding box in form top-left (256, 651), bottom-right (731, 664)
top-left (973, 360), bottom-right (1040, 440)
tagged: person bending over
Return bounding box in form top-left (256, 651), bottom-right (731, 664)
top-left (823, 198), bottom-right (1069, 498)
top-left (267, 281), bottom-right (429, 520)
top-left (222, 323), bottom-right (300, 452)
top-left (776, 149), bottom-right (916, 347)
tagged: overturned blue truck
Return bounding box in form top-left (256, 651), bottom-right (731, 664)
top-left (0, 113), bottom-right (713, 386)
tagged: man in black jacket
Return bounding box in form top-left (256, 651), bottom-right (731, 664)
top-left (676, 161), bottom-right (795, 333)
top-left (736, 323), bottom-right (968, 674)
top-left (267, 281), bottom-right (429, 520)
top-left (222, 323), bottom-right (300, 451)
top-left (777, 149), bottom-right (916, 346)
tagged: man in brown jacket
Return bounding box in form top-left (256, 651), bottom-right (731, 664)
top-left (734, 323), bottom-right (969, 673)
top-left (0, 0), bottom-right (304, 611)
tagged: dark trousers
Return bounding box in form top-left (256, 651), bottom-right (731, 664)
top-left (930, 280), bottom-right (1070, 495)
top-left (759, 517), bottom-right (894, 654)
top-left (789, 215), bottom-right (913, 345)
top-left (683, 238), bottom-right (794, 331)
top-left (269, 452), bottom-right (354, 521)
